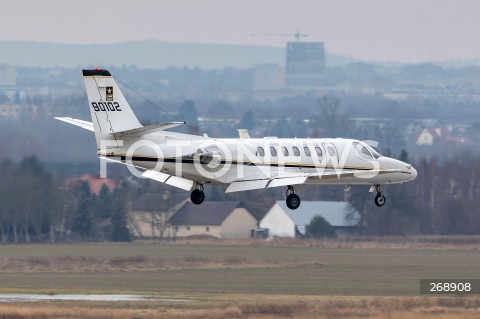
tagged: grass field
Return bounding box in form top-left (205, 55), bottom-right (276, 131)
top-left (0, 240), bottom-right (478, 318)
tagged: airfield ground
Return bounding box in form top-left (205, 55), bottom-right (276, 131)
top-left (0, 239), bottom-right (478, 318)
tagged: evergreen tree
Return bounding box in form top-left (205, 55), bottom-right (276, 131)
top-left (18, 156), bottom-right (54, 242)
top-left (72, 182), bottom-right (93, 241)
top-left (178, 100), bottom-right (198, 127)
top-left (93, 184), bottom-right (112, 219)
top-left (110, 183), bottom-right (131, 242)
top-left (306, 216), bottom-right (336, 238)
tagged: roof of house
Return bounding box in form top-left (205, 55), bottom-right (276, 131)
top-left (130, 193), bottom-right (188, 211)
top-left (168, 202), bottom-right (242, 225)
top-left (276, 201), bottom-right (360, 227)
top-left (64, 174), bottom-right (116, 195)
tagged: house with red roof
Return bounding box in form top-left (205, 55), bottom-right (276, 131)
top-left (64, 174), bottom-right (116, 195)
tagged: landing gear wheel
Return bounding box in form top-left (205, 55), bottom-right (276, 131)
top-left (286, 193), bottom-right (301, 210)
top-left (190, 189), bottom-right (205, 205)
top-left (375, 193), bottom-right (386, 207)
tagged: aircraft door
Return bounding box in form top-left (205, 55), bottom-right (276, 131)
top-left (322, 143), bottom-right (339, 168)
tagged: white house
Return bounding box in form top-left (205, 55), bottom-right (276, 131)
top-left (168, 202), bottom-right (258, 239)
top-left (259, 201), bottom-right (361, 238)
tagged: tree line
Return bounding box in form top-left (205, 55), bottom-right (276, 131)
top-left (347, 150), bottom-right (480, 236)
top-left (0, 156), bottom-right (130, 243)
top-left (1, 151), bottom-right (480, 243)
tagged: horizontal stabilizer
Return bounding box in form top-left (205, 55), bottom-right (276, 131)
top-left (99, 157), bottom-right (194, 191)
top-left (54, 117), bottom-right (94, 131)
top-left (115, 122), bottom-right (185, 137)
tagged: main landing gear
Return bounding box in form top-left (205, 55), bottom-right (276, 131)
top-left (286, 186), bottom-right (301, 210)
top-left (190, 184), bottom-right (205, 205)
top-left (374, 185), bottom-right (386, 207)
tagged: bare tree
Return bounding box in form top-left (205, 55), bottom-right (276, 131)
top-left (316, 95), bottom-right (350, 137)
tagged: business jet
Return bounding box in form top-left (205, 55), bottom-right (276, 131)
top-left (55, 69), bottom-right (417, 210)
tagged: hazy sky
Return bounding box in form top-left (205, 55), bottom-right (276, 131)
top-left (1, 0), bottom-right (479, 62)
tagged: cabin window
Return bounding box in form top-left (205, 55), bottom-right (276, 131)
top-left (206, 227), bottom-right (210, 232)
top-left (257, 147), bottom-right (265, 157)
top-left (304, 146), bottom-right (311, 156)
top-left (270, 146), bottom-right (277, 157)
top-left (281, 146), bottom-right (289, 156)
top-left (186, 226), bottom-right (191, 231)
top-left (292, 146), bottom-right (300, 156)
top-left (327, 146), bottom-right (336, 157)
top-left (314, 146), bottom-right (323, 157)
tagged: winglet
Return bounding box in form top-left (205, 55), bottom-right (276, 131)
top-left (238, 129), bottom-right (251, 139)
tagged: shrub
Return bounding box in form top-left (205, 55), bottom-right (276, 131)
top-left (306, 216), bottom-right (336, 238)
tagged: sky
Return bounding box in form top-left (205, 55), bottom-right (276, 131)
top-left (1, 0), bottom-right (479, 63)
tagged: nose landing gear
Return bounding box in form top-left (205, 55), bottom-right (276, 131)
top-left (190, 184), bottom-right (205, 205)
top-left (286, 186), bottom-right (301, 210)
top-left (374, 185), bottom-right (386, 207)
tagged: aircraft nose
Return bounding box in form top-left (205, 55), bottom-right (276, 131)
top-left (409, 166), bottom-right (417, 181)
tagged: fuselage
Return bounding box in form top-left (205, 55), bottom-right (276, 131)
top-left (103, 132), bottom-right (417, 187)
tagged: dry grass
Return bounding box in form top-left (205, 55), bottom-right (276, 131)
top-left (0, 254), bottom-right (325, 273)
top-left (0, 242), bottom-right (478, 296)
top-left (0, 296), bottom-right (479, 319)
top-left (0, 241), bottom-right (478, 319)
top-left (1, 235), bottom-right (468, 274)
top-left (172, 235), bottom-right (480, 250)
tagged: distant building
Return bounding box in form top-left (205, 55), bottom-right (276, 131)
top-left (0, 64), bottom-right (16, 86)
top-left (64, 174), bottom-right (116, 195)
top-left (168, 202), bottom-right (258, 239)
top-left (128, 193), bottom-right (188, 239)
top-left (416, 127), bottom-right (448, 145)
top-left (254, 64), bottom-right (285, 89)
top-left (415, 126), bottom-right (475, 146)
top-left (0, 105), bottom-right (39, 120)
top-left (286, 42), bottom-right (325, 87)
top-left (260, 201), bottom-right (361, 238)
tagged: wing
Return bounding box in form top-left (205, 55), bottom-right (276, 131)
top-left (54, 117), bottom-right (94, 131)
top-left (225, 169), bottom-right (404, 193)
top-left (225, 175), bottom-right (307, 193)
top-left (141, 170), bottom-right (194, 191)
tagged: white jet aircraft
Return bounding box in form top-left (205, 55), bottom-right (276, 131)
top-left (56, 69), bottom-right (417, 210)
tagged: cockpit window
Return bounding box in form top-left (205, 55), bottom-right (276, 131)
top-left (367, 145), bottom-right (382, 159)
top-left (355, 143), bottom-right (374, 160)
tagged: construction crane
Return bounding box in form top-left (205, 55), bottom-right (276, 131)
top-left (251, 29), bottom-right (308, 42)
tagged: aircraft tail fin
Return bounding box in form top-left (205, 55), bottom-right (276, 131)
top-left (83, 69), bottom-right (142, 148)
